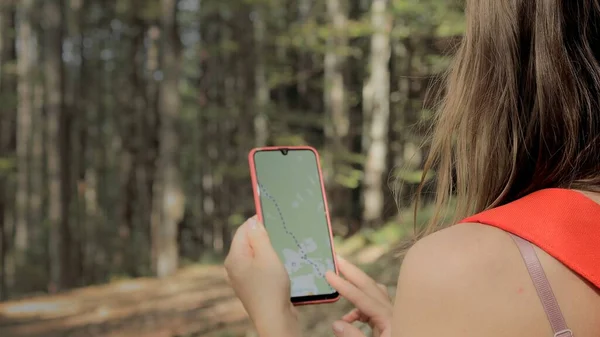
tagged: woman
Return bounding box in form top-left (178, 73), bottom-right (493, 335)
top-left (225, 1), bottom-right (600, 336)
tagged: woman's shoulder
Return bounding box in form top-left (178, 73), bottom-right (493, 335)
top-left (401, 223), bottom-right (511, 287)
top-left (398, 223), bottom-right (520, 302)
top-left (392, 222), bottom-right (600, 337)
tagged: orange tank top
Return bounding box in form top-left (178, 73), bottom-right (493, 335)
top-left (462, 188), bottom-right (600, 288)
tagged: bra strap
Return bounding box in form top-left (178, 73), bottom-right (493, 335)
top-left (509, 234), bottom-right (574, 337)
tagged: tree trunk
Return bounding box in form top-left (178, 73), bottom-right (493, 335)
top-left (65, 0), bottom-right (87, 286)
top-left (200, 119), bottom-right (215, 254)
top-left (362, 0), bottom-right (392, 227)
top-left (391, 38), bottom-right (416, 213)
top-left (29, 78), bottom-right (44, 255)
top-left (82, 51), bottom-right (99, 283)
top-left (142, 23), bottom-right (160, 269)
top-left (127, 13), bottom-right (150, 275)
top-left (0, 1), bottom-right (16, 301)
top-left (324, 0), bottom-right (351, 226)
top-left (252, 7), bottom-right (269, 147)
top-left (193, 24), bottom-right (207, 259)
top-left (15, 0), bottom-right (35, 262)
top-left (297, 0), bottom-right (312, 96)
top-left (114, 3), bottom-right (146, 276)
top-left (130, 13), bottom-right (148, 277)
top-left (44, 0), bottom-right (70, 292)
top-left (325, 0), bottom-right (349, 148)
top-left (0, 185), bottom-right (5, 300)
top-left (80, 3), bottom-right (105, 284)
top-left (151, 0), bottom-right (184, 278)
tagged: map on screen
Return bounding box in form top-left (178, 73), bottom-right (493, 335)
top-left (253, 149), bottom-right (335, 297)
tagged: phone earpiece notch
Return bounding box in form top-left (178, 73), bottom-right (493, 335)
top-left (281, 148), bottom-right (289, 155)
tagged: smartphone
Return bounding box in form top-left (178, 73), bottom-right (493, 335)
top-left (248, 146), bottom-right (340, 305)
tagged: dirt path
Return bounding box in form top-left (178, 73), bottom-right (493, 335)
top-left (0, 244), bottom-right (396, 337)
top-left (0, 266), bottom-right (250, 337)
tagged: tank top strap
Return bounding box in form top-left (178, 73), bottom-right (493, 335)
top-left (508, 233), bottom-right (573, 337)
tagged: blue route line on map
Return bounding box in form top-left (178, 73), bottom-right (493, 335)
top-left (259, 183), bottom-right (333, 290)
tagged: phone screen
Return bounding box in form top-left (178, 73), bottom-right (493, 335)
top-left (251, 148), bottom-right (338, 303)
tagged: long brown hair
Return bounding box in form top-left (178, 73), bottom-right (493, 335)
top-left (415, 0), bottom-right (600, 235)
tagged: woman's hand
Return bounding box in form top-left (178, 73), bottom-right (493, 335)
top-left (224, 216), bottom-right (300, 337)
top-left (326, 256), bottom-right (393, 337)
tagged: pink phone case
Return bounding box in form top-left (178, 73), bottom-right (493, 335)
top-left (248, 146), bottom-right (340, 305)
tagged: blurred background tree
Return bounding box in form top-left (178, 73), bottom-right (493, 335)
top-left (0, 0), bottom-right (464, 336)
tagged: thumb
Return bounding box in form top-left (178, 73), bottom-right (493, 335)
top-left (246, 218), bottom-right (276, 258)
top-left (332, 320), bottom-right (367, 337)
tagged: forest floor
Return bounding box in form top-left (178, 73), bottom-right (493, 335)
top-left (0, 265), bottom-right (249, 337)
top-left (0, 225), bottom-right (408, 337)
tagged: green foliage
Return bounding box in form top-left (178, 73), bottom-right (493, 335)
top-left (391, 0), bottom-right (465, 38)
top-left (274, 112), bottom-right (325, 129)
top-left (279, 21), bottom-right (328, 54)
top-left (336, 234), bottom-right (368, 256)
top-left (0, 156), bottom-right (16, 174)
top-left (215, 162), bottom-right (250, 180)
top-left (227, 213), bottom-right (246, 229)
top-left (267, 65), bottom-right (296, 88)
top-left (240, 0), bottom-right (275, 6)
top-left (109, 273), bottom-right (134, 283)
top-left (426, 198), bottom-right (457, 225)
top-left (272, 133), bottom-right (308, 146)
top-left (363, 222), bottom-right (407, 246)
top-left (394, 168), bottom-right (435, 184)
top-left (335, 166), bottom-right (362, 189)
top-left (419, 108), bottom-right (435, 120)
top-left (346, 18), bottom-right (375, 39)
top-left (1, 60), bottom-right (17, 76)
top-left (140, 0), bottom-right (161, 21)
top-left (0, 92), bottom-right (18, 111)
top-left (426, 54), bottom-right (453, 73)
top-left (332, 235), bottom-right (344, 248)
top-left (339, 151), bottom-right (366, 165)
top-left (279, 18), bottom-right (367, 58)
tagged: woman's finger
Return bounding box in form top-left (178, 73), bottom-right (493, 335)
top-left (332, 320), bottom-right (367, 337)
top-left (341, 308), bottom-right (360, 323)
top-left (225, 216), bottom-right (256, 265)
top-left (333, 321), bottom-right (365, 337)
top-left (326, 271), bottom-right (387, 321)
top-left (341, 308), bottom-right (368, 323)
top-left (336, 256), bottom-right (389, 304)
top-left (377, 283), bottom-right (389, 299)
